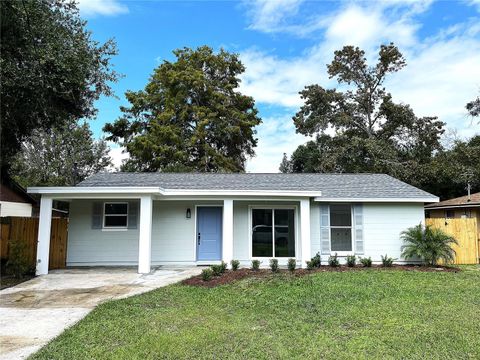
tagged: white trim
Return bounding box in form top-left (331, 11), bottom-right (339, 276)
top-left (314, 197), bottom-right (439, 203)
top-left (102, 202), bottom-right (129, 229)
top-left (222, 199), bottom-right (234, 267)
top-left (425, 204), bottom-right (480, 210)
top-left (248, 205), bottom-right (299, 260)
top-left (28, 186), bottom-right (321, 198)
top-left (28, 186), bottom-right (161, 194)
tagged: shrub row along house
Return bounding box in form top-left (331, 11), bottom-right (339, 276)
top-left (28, 173), bottom-right (438, 274)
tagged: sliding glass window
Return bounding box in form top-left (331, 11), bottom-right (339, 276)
top-left (252, 208), bottom-right (295, 257)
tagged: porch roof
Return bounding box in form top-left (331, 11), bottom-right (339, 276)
top-left (28, 173), bottom-right (438, 202)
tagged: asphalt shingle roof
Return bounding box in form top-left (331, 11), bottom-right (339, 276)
top-left (78, 173), bottom-right (437, 200)
top-left (424, 192), bottom-right (480, 208)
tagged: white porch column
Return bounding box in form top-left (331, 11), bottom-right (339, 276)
top-left (36, 196), bottom-right (53, 275)
top-left (138, 195), bottom-right (153, 274)
top-left (300, 198), bottom-right (311, 269)
top-left (222, 199), bottom-right (234, 267)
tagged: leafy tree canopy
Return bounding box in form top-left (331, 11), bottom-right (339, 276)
top-left (466, 95), bottom-right (480, 117)
top-left (11, 121), bottom-right (111, 187)
top-left (281, 44), bottom-right (466, 199)
top-left (104, 46), bottom-right (261, 172)
top-left (0, 0), bottom-right (118, 170)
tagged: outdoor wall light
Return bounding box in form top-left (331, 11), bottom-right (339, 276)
top-left (186, 208), bottom-right (191, 219)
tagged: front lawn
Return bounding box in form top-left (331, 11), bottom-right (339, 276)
top-left (32, 267), bottom-right (480, 359)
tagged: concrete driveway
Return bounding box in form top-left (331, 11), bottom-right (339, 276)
top-left (0, 267), bottom-right (201, 360)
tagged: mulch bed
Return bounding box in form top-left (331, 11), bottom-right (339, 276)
top-left (182, 265), bottom-right (460, 288)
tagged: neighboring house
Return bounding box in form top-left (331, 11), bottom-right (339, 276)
top-left (28, 173), bottom-right (438, 275)
top-left (425, 193), bottom-right (480, 261)
top-left (0, 175), bottom-right (36, 217)
top-left (425, 192), bottom-right (480, 221)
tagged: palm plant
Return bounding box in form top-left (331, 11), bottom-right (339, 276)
top-left (400, 224), bottom-right (458, 266)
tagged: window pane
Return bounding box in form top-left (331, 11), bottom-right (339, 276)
top-left (330, 205), bottom-right (351, 226)
top-left (274, 209), bottom-right (295, 257)
top-left (252, 209), bottom-right (272, 257)
top-left (104, 215), bottom-right (127, 227)
top-left (331, 228), bottom-right (352, 251)
top-left (105, 203), bottom-right (128, 215)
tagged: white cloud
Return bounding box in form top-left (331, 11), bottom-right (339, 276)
top-left (246, 115), bottom-right (310, 172)
top-left (108, 144), bottom-right (129, 171)
top-left (245, 0), bottom-right (304, 33)
top-left (77, 0), bottom-right (128, 17)
top-left (240, 2), bottom-right (480, 171)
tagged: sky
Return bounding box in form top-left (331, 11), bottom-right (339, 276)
top-left (77, 0), bottom-right (480, 172)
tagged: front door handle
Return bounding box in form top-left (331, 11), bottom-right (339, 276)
top-left (197, 232), bottom-right (201, 245)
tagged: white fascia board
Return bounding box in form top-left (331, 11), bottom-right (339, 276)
top-left (27, 187), bottom-right (162, 195)
top-left (313, 197), bottom-right (439, 203)
top-left (161, 189), bottom-right (322, 197)
top-left (425, 204), bottom-right (480, 210)
top-left (28, 186), bottom-right (321, 198)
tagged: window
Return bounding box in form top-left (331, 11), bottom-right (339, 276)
top-left (330, 204), bottom-right (352, 252)
top-left (445, 210), bottom-right (455, 219)
top-left (103, 202), bottom-right (128, 228)
top-left (252, 208), bottom-right (295, 257)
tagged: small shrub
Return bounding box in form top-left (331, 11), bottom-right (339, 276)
top-left (6, 240), bottom-right (32, 278)
top-left (251, 259), bottom-right (260, 271)
top-left (328, 253), bottom-right (340, 267)
top-left (220, 261), bottom-right (228, 273)
top-left (201, 268), bottom-right (213, 281)
top-left (360, 257), bottom-right (372, 267)
top-left (287, 258), bottom-right (296, 272)
top-left (381, 254), bottom-right (395, 267)
top-left (211, 264), bottom-right (224, 276)
top-left (270, 258), bottom-right (279, 272)
top-left (346, 255), bottom-right (356, 267)
top-left (310, 252), bottom-right (321, 268)
top-left (231, 259), bottom-right (240, 271)
top-left (306, 260), bottom-right (314, 270)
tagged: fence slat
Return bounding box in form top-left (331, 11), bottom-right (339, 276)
top-left (426, 217), bottom-right (479, 264)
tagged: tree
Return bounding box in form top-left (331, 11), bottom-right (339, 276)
top-left (466, 96), bottom-right (480, 117)
top-left (0, 0), bottom-right (118, 171)
top-left (401, 224), bottom-right (458, 266)
top-left (11, 121), bottom-right (111, 187)
top-left (104, 46), bottom-right (261, 172)
top-left (285, 44), bottom-right (445, 193)
top-left (279, 153), bottom-right (292, 173)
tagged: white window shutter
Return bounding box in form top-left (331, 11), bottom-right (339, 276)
top-left (92, 202), bottom-right (103, 229)
top-left (128, 200), bottom-right (139, 229)
top-left (354, 204), bottom-right (364, 254)
top-left (320, 204), bottom-right (330, 254)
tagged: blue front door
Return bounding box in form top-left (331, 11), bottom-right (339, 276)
top-left (197, 207), bottom-right (223, 261)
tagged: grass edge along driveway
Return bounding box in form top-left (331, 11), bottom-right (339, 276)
top-left (31, 266), bottom-right (480, 360)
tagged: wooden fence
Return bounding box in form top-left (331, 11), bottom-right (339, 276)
top-left (0, 217), bottom-right (68, 270)
top-left (426, 217), bottom-right (479, 264)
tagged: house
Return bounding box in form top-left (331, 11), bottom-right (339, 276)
top-left (27, 173), bottom-right (438, 275)
top-left (425, 192), bottom-right (480, 264)
top-left (425, 192), bottom-right (480, 221)
top-left (0, 174), bottom-right (36, 217)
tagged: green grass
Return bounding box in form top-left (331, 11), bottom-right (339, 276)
top-left (32, 266), bottom-right (480, 360)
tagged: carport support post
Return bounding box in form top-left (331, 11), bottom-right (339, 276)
top-left (138, 195), bottom-right (153, 274)
top-left (300, 198), bottom-right (311, 269)
top-left (222, 199), bottom-right (234, 267)
top-left (36, 196), bottom-right (53, 275)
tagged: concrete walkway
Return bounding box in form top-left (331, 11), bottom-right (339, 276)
top-left (0, 267), bottom-right (201, 359)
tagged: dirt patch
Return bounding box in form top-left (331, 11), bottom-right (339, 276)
top-left (182, 265), bottom-right (460, 288)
